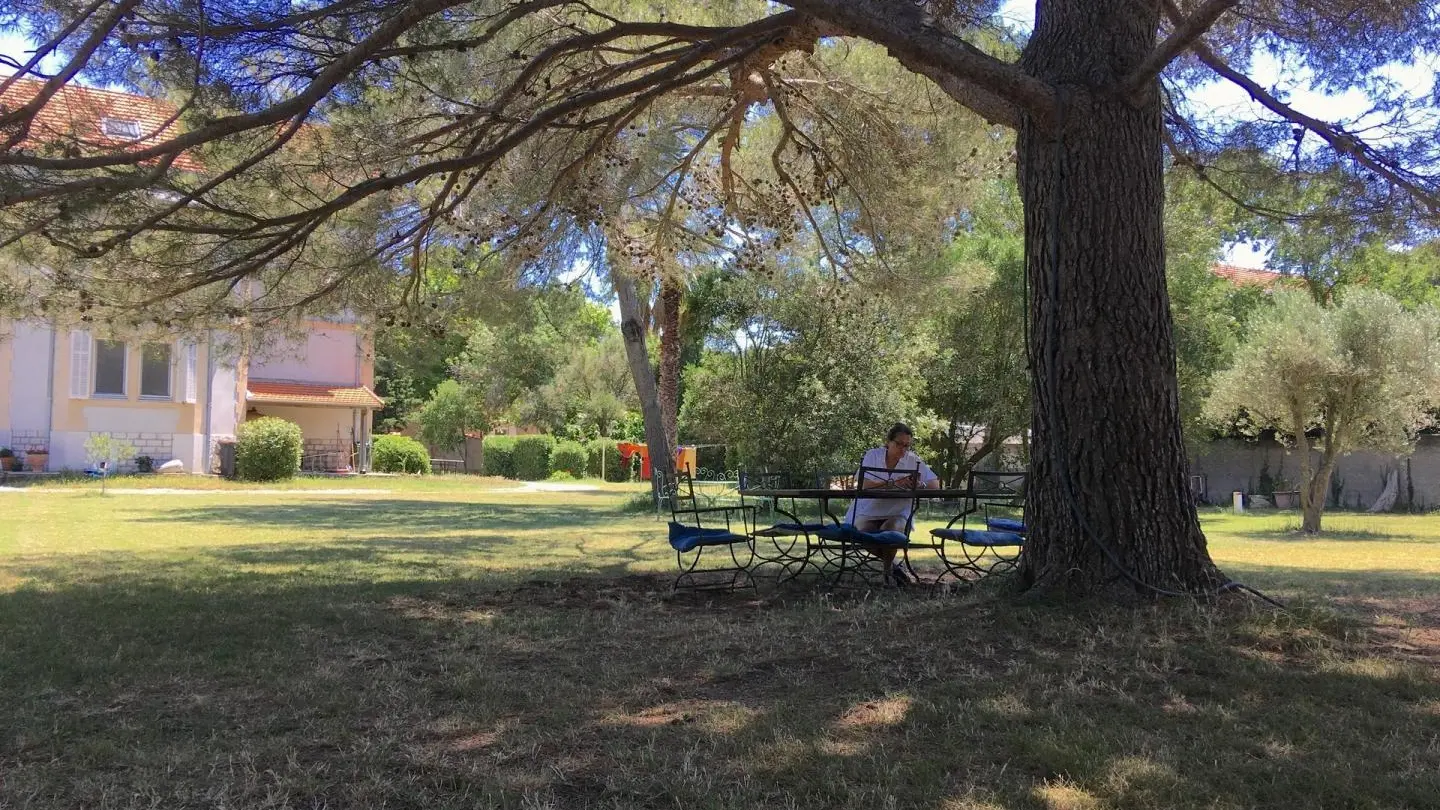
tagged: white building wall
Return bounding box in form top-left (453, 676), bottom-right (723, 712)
top-left (249, 326), bottom-right (361, 385)
top-left (8, 321), bottom-right (54, 446)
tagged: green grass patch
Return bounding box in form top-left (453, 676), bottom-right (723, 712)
top-left (2, 484), bottom-right (1437, 808)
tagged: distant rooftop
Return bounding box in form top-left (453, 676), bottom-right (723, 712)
top-left (1210, 263), bottom-right (1285, 288)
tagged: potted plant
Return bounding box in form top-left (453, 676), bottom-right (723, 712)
top-left (24, 445), bottom-right (49, 472)
top-left (135, 455), bottom-right (155, 474)
top-left (0, 447), bottom-right (16, 472)
top-left (1271, 478), bottom-right (1300, 509)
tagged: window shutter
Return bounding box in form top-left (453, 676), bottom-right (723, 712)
top-left (183, 341), bottom-right (198, 403)
top-left (69, 330), bottom-right (91, 398)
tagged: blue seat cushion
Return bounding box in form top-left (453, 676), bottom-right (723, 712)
top-left (668, 522), bottom-right (747, 553)
top-left (986, 517), bottom-right (1027, 534)
top-left (754, 521), bottom-right (827, 537)
top-left (928, 528), bottom-right (1024, 546)
top-left (815, 523), bottom-right (910, 546)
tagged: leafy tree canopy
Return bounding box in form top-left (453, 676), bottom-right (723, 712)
top-left (1205, 288), bottom-right (1440, 531)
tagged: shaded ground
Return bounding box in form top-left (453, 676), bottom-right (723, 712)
top-left (1, 483), bottom-right (1437, 809)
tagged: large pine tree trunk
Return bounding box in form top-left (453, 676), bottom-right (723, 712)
top-left (1017, 0), bottom-right (1223, 596)
top-left (610, 265), bottom-right (674, 500)
top-left (657, 275), bottom-right (683, 460)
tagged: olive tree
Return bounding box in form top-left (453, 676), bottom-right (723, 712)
top-left (1206, 290), bottom-right (1440, 533)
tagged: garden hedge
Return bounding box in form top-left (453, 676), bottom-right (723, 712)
top-left (482, 435), bottom-right (516, 478)
top-left (372, 435), bottom-right (432, 474)
top-left (235, 417), bottom-right (303, 482)
top-left (512, 435), bottom-right (555, 481)
top-left (551, 440), bottom-right (588, 478)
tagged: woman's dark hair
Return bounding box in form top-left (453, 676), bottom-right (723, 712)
top-left (885, 423), bottom-right (914, 443)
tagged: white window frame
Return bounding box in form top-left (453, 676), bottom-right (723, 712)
top-left (100, 117), bottom-right (142, 139)
top-left (139, 341), bottom-right (174, 400)
top-left (92, 339), bottom-right (128, 398)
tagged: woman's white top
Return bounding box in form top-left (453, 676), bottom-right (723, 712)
top-left (843, 446), bottom-right (939, 524)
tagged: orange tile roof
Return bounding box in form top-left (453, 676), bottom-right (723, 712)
top-left (247, 379), bottom-right (383, 409)
top-left (0, 75), bottom-right (203, 171)
top-left (1210, 263), bottom-right (1285, 287)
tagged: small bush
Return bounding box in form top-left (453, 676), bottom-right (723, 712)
top-left (587, 438), bottom-right (628, 482)
top-left (482, 435), bottom-right (517, 478)
top-left (546, 470), bottom-right (577, 482)
top-left (373, 435), bottom-right (432, 474)
top-left (552, 440), bottom-right (588, 479)
top-left (513, 434), bottom-right (555, 481)
top-left (695, 445), bottom-right (727, 477)
top-left (235, 417), bottom-right (303, 482)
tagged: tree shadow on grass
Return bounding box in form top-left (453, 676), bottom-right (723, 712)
top-left (1241, 527), bottom-right (1440, 542)
top-left (1222, 563), bottom-right (1440, 601)
top-left (2, 552), bottom-right (1439, 809)
top-left (125, 499), bottom-right (640, 535)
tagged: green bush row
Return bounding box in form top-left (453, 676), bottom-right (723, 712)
top-left (480, 435), bottom-right (630, 481)
top-left (373, 434), bottom-right (432, 474)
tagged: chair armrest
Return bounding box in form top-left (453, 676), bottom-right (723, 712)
top-left (680, 505), bottom-right (756, 534)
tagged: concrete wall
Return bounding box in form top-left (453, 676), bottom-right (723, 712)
top-left (0, 320), bottom-right (12, 445)
top-left (6, 321), bottom-right (54, 451)
top-left (249, 321), bottom-right (365, 385)
top-left (1191, 437), bottom-right (1440, 511)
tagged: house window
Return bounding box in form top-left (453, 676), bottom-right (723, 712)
top-left (94, 340), bottom-right (127, 396)
top-left (101, 117), bottom-right (142, 139)
top-left (140, 343), bottom-right (172, 398)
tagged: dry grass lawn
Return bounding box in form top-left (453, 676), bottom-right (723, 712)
top-left (1, 477), bottom-right (1437, 809)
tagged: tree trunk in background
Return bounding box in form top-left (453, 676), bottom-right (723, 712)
top-left (658, 275), bottom-right (683, 463)
top-left (1017, 0), bottom-right (1224, 597)
top-left (611, 265), bottom-right (674, 501)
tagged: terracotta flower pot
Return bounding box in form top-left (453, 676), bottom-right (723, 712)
top-left (24, 453), bottom-right (48, 472)
top-left (0, 456), bottom-right (17, 472)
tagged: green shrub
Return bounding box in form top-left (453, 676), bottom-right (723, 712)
top-left (546, 469), bottom-right (577, 482)
top-left (695, 445), bottom-right (727, 477)
top-left (482, 435), bottom-right (516, 478)
top-left (235, 417), bottom-right (303, 482)
top-left (373, 435), bottom-right (432, 474)
top-left (587, 438), bottom-right (627, 482)
top-left (551, 440), bottom-right (588, 478)
top-left (512, 434), bottom-right (555, 481)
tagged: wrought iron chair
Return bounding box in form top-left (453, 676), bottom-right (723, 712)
top-left (657, 467), bottom-right (757, 592)
top-left (740, 470), bottom-right (827, 581)
top-left (928, 470), bottom-right (1027, 582)
top-left (811, 465), bottom-right (920, 588)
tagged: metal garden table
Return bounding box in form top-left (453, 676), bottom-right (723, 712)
top-left (738, 487), bottom-right (977, 586)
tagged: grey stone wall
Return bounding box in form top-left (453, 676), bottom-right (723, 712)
top-left (85, 431), bottom-right (174, 471)
top-left (1190, 437), bottom-right (1440, 511)
top-left (8, 428), bottom-right (47, 452)
top-left (302, 438), bottom-right (351, 472)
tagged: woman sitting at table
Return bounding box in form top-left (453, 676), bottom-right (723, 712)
top-left (845, 422), bottom-right (940, 584)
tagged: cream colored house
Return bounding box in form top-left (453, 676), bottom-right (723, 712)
top-left (0, 318), bottom-right (381, 473)
top-left (0, 77), bottom-right (382, 473)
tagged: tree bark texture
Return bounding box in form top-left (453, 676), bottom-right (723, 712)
top-left (610, 265), bottom-right (674, 499)
top-left (1017, 0), bottom-right (1224, 596)
top-left (658, 275), bottom-right (683, 460)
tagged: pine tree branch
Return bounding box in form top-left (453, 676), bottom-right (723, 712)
top-left (1189, 41), bottom-right (1440, 217)
top-left (778, 0), bottom-right (1053, 129)
top-left (1122, 0), bottom-right (1240, 100)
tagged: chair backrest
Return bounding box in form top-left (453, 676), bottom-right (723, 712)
top-left (855, 464), bottom-right (921, 491)
top-left (739, 469), bottom-right (791, 490)
top-left (815, 471), bottom-right (856, 491)
top-left (969, 470), bottom-right (1027, 505)
top-left (659, 467), bottom-right (703, 523)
